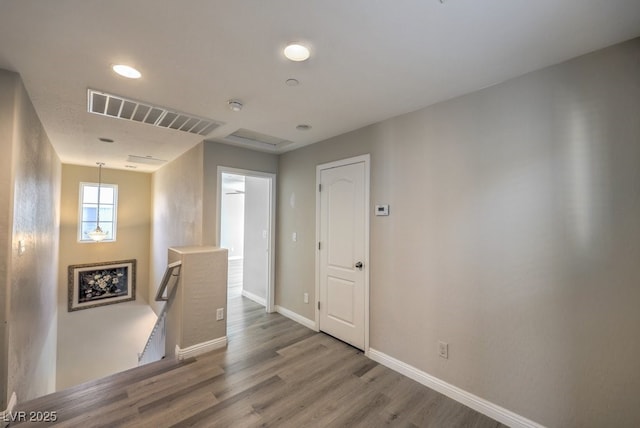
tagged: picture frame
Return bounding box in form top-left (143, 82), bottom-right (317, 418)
top-left (68, 259), bottom-right (136, 311)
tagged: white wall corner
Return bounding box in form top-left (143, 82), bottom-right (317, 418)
top-left (367, 349), bottom-right (546, 428)
top-left (241, 290), bottom-right (266, 307)
top-left (175, 336), bottom-right (227, 360)
top-left (1, 392), bottom-right (17, 428)
top-left (275, 305), bottom-right (317, 331)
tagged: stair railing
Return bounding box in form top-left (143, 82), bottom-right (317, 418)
top-left (138, 260), bottom-right (182, 365)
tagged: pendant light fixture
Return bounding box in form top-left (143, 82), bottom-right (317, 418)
top-left (88, 162), bottom-right (108, 242)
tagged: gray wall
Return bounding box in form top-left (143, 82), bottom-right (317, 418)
top-left (0, 69), bottom-right (15, 410)
top-left (0, 69), bottom-right (61, 406)
top-left (203, 141), bottom-right (278, 247)
top-left (150, 144), bottom-right (204, 313)
top-left (243, 176), bottom-right (270, 300)
top-left (276, 38), bottom-right (640, 427)
top-left (167, 246), bottom-right (228, 353)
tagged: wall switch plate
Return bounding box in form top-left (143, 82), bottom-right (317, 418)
top-left (438, 341), bottom-right (448, 359)
top-left (303, 293), bottom-right (309, 304)
top-left (216, 308), bottom-right (224, 321)
top-left (292, 232), bottom-right (297, 242)
top-left (375, 204), bottom-right (390, 216)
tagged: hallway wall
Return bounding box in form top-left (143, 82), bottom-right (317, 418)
top-left (150, 144), bottom-right (204, 313)
top-left (276, 38), bottom-right (640, 427)
top-left (0, 69), bottom-right (61, 407)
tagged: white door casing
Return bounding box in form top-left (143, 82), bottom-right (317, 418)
top-left (316, 155), bottom-right (370, 351)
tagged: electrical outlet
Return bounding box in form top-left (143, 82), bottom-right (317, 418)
top-left (303, 293), bottom-right (309, 304)
top-left (438, 341), bottom-right (448, 359)
top-left (216, 308), bottom-right (224, 321)
top-left (292, 232), bottom-right (297, 242)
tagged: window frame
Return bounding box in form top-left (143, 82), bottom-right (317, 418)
top-left (77, 181), bottom-right (119, 243)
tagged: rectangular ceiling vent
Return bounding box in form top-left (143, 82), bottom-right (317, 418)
top-left (224, 129), bottom-right (294, 151)
top-left (87, 89), bottom-right (222, 136)
top-left (126, 155), bottom-right (167, 166)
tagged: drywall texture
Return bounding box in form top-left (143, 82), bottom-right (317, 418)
top-left (0, 69), bottom-right (16, 410)
top-left (243, 176), bottom-right (270, 300)
top-left (151, 144), bottom-right (204, 313)
top-left (56, 164), bottom-right (152, 390)
top-left (166, 246), bottom-right (227, 356)
top-left (277, 38), bottom-right (640, 428)
top-left (203, 141), bottom-right (277, 246)
top-left (0, 69), bottom-right (61, 406)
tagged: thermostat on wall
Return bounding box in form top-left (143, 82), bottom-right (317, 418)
top-left (375, 204), bottom-right (389, 216)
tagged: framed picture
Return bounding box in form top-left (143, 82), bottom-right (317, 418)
top-left (68, 259), bottom-right (136, 311)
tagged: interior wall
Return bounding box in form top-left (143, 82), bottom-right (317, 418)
top-left (150, 144), bottom-right (204, 313)
top-left (220, 188), bottom-right (245, 259)
top-left (276, 38), bottom-right (640, 428)
top-left (202, 141), bottom-right (277, 247)
top-left (56, 164), bottom-right (154, 390)
top-left (0, 69), bottom-right (16, 409)
top-left (243, 176), bottom-right (270, 300)
top-left (0, 69), bottom-right (61, 405)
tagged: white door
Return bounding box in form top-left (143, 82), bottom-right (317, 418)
top-left (318, 157), bottom-right (368, 350)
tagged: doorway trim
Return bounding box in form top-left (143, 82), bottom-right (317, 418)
top-left (315, 154), bottom-right (370, 354)
top-left (216, 166), bottom-right (276, 313)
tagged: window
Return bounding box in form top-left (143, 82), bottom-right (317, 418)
top-left (78, 182), bottom-right (118, 242)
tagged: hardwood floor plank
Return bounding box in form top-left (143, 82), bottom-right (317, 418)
top-left (13, 295), bottom-right (505, 428)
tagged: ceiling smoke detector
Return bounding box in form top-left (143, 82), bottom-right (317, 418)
top-left (228, 99), bottom-right (243, 112)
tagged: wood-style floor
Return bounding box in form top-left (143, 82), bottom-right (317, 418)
top-left (13, 295), bottom-right (508, 427)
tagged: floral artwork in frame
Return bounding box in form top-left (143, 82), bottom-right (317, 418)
top-left (68, 259), bottom-right (136, 311)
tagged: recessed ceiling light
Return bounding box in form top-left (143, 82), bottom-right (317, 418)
top-left (284, 43), bottom-right (310, 62)
top-left (296, 124), bottom-right (312, 131)
top-left (228, 99), bottom-right (243, 112)
top-left (98, 137), bottom-right (114, 143)
top-left (285, 78), bottom-right (300, 86)
top-left (112, 64), bottom-right (142, 79)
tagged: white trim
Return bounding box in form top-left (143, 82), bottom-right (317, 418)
top-left (217, 166), bottom-right (276, 313)
top-left (241, 289), bottom-right (266, 307)
top-left (315, 154), bottom-right (371, 352)
top-left (175, 337), bottom-right (227, 360)
top-left (77, 181), bottom-right (118, 243)
top-left (275, 305), bottom-right (317, 331)
top-left (368, 349), bottom-right (545, 428)
top-left (1, 392), bottom-right (17, 427)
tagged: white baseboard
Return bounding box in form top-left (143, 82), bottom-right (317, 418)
top-left (275, 305), bottom-right (317, 331)
top-left (1, 392), bottom-right (17, 427)
top-left (241, 289), bottom-right (266, 307)
top-left (175, 336), bottom-right (227, 360)
top-left (368, 348), bottom-right (545, 428)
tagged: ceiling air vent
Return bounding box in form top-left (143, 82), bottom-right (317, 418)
top-left (224, 129), bottom-right (294, 151)
top-left (126, 155), bottom-right (167, 166)
top-left (88, 89), bottom-right (222, 136)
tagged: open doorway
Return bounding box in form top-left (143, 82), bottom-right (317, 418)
top-left (218, 167), bottom-right (275, 313)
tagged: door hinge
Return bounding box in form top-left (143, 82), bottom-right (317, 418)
top-left (318, 183), bottom-right (322, 192)
top-left (318, 242), bottom-right (321, 250)
top-left (318, 301), bottom-right (320, 310)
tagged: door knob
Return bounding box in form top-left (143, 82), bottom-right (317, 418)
top-left (355, 261), bottom-right (363, 270)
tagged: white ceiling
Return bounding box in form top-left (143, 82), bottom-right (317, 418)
top-left (1, 1), bottom-right (639, 172)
